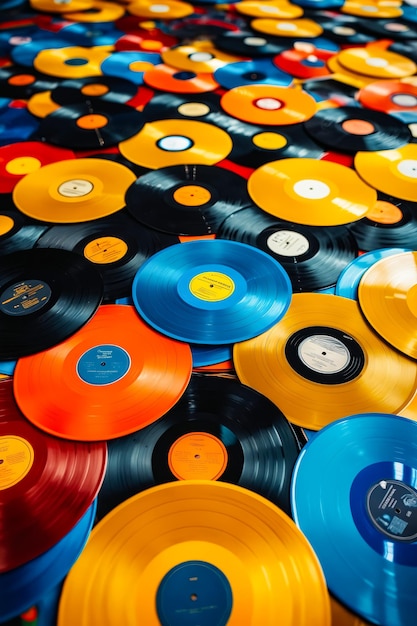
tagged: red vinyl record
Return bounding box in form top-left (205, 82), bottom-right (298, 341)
top-left (13, 305), bottom-right (193, 441)
top-left (0, 378), bottom-right (106, 573)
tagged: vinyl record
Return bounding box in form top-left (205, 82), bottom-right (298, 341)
top-left (30, 0), bottom-right (95, 11)
top-left (0, 248), bottom-right (103, 359)
top-left (161, 41), bottom-right (240, 73)
top-left (233, 293), bottom-right (417, 430)
top-left (274, 46), bottom-right (333, 79)
top-left (251, 17), bottom-right (323, 38)
top-left (213, 57), bottom-right (293, 90)
top-left (0, 65), bottom-right (59, 99)
top-left (0, 106), bottom-right (40, 147)
top-left (0, 377), bottom-right (106, 573)
top-left (214, 30), bottom-right (287, 57)
top-left (0, 502), bottom-right (96, 622)
top-left (330, 596), bottom-right (373, 626)
top-left (35, 213), bottom-right (180, 301)
top-left (357, 18), bottom-right (417, 41)
top-left (58, 481), bottom-right (331, 626)
top-left (358, 251), bottom-right (417, 359)
top-left (300, 76), bottom-right (360, 107)
top-left (34, 101), bottom-right (145, 150)
top-left (26, 90), bottom-right (61, 118)
top-left (190, 343), bottom-right (233, 367)
top-left (335, 247), bottom-right (410, 299)
top-left (13, 157), bottom-right (135, 224)
top-left (311, 12), bottom-right (375, 45)
top-left (13, 305), bottom-right (193, 441)
top-left (341, 0), bottom-right (403, 18)
top-left (127, 0), bottom-right (194, 19)
top-left (101, 51), bottom-right (162, 84)
top-left (119, 119), bottom-right (233, 169)
top-left (0, 141), bottom-right (75, 194)
top-left (247, 157), bottom-right (377, 226)
top-left (143, 63), bottom-right (219, 93)
top-left (354, 143), bottom-right (417, 202)
top-left (346, 193), bottom-right (417, 251)
top-left (132, 239), bottom-right (292, 345)
top-left (50, 75), bottom-right (139, 106)
top-left (125, 164), bottom-right (253, 236)
top-left (358, 79), bottom-right (417, 123)
top-left (0, 203), bottom-right (48, 256)
top-left (114, 18), bottom-right (178, 48)
top-left (291, 412), bottom-right (417, 626)
top-left (235, 0), bottom-right (304, 17)
top-left (97, 373), bottom-right (300, 518)
top-left (34, 45), bottom-right (111, 79)
top-left (220, 84), bottom-right (317, 126)
top-left (62, 0), bottom-right (126, 22)
top-left (217, 206), bottom-right (358, 292)
top-left (304, 105), bottom-right (411, 152)
top-left (10, 36), bottom-right (78, 68)
top-left (337, 46), bottom-right (416, 79)
top-left (165, 15), bottom-right (241, 40)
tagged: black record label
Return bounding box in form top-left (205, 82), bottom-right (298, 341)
top-left (97, 374), bottom-right (300, 520)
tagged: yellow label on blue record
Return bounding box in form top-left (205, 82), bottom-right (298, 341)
top-left (189, 272), bottom-right (235, 302)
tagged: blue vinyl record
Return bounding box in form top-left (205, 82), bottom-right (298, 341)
top-left (101, 51), bottom-right (161, 84)
top-left (59, 22), bottom-right (124, 46)
top-left (0, 360), bottom-right (16, 375)
top-left (335, 248), bottom-right (410, 300)
top-left (0, 107), bottom-right (39, 146)
top-left (10, 38), bottom-right (75, 67)
top-left (291, 413), bottom-right (417, 626)
top-left (132, 239), bottom-right (292, 344)
top-left (213, 58), bottom-right (293, 90)
top-left (291, 0), bottom-right (344, 7)
top-left (191, 343), bottom-right (233, 367)
top-left (0, 500), bottom-right (96, 622)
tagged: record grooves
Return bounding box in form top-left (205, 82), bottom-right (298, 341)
top-left (97, 373), bottom-right (300, 519)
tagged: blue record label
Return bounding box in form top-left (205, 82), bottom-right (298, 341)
top-left (77, 345), bottom-right (131, 385)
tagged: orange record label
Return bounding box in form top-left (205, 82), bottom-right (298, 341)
top-left (76, 114), bottom-right (108, 130)
top-left (0, 435), bottom-right (34, 490)
top-left (341, 119), bottom-right (375, 136)
top-left (367, 200), bottom-right (403, 224)
top-left (168, 432), bottom-right (228, 480)
top-left (189, 271), bottom-right (235, 301)
top-left (9, 74), bottom-right (36, 86)
top-left (5, 156), bottom-right (41, 175)
top-left (173, 184), bottom-right (211, 206)
top-left (0, 215), bottom-right (14, 236)
top-left (83, 236), bottom-right (128, 264)
top-left (81, 84), bottom-right (110, 97)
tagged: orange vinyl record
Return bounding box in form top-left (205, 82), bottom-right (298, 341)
top-left (325, 56), bottom-right (376, 87)
top-left (337, 47), bottom-right (416, 79)
top-left (247, 157), bottom-right (377, 226)
top-left (29, 0), bottom-right (94, 11)
top-left (236, 0), bottom-right (303, 17)
top-left (341, 0), bottom-right (403, 18)
top-left (127, 0), bottom-right (194, 19)
top-left (358, 79), bottom-right (417, 117)
top-left (62, 0), bottom-right (126, 21)
top-left (143, 63), bottom-right (219, 93)
top-left (34, 45), bottom-right (112, 79)
top-left (354, 143), bottom-right (417, 202)
top-left (220, 84), bottom-right (317, 126)
top-left (13, 157), bottom-right (136, 223)
top-left (119, 119), bottom-right (233, 168)
top-left (330, 596), bottom-right (372, 626)
top-left (357, 251), bottom-right (417, 360)
top-left (233, 293), bottom-right (417, 430)
top-left (161, 41), bottom-right (241, 73)
top-left (57, 480), bottom-right (331, 626)
top-left (13, 304), bottom-right (193, 441)
top-left (251, 17), bottom-right (323, 38)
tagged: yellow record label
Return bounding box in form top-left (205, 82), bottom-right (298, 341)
top-left (83, 237), bottom-right (128, 264)
top-left (129, 60), bottom-right (155, 73)
top-left (0, 435), bottom-right (34, 490)
top-left (177, 102), bottom-right (211, 117)
top-left (6, 156), bottom-right (41, 175)
top-left (189, 271), bottom-right (235, 301)
top-left (173, 184), bottom-right (211, 206)
top-left (168, 432), bottom-right (228, 480)
top-left (253, 131), bottom-right (288, 150)
top-left (56, 178), bottom-right (95, 199)
top-left (0, 215), bottom-right (14, 236)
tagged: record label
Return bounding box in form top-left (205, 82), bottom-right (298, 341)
top-left (188, 271), bottom-right (235, 302)
top-left (297, 333), bottom-right (350, 374)
top-left (0, 280), bottom-right (51, 316)
top-left (365, 477), bottom-right (417, 542)
top-left (173, 184), bottom-right (212, 206)
top-left (267, 230), bottom-right (310, 256)
top-left (168, 432), bottom-right (228, 480)
top-left (367, 200), bottom-right (403, 223)
top-left (58, 179), bottom-right (94, 198)
top-left (83, 237), bottom-right (128, 264)
top-left (6, 156), bottom-right (40, 175)
top-left (0, 216), bottom-right (14, 236)
top-left (77, 345), bottom-right (131, 386)
top-left (0, 435), bottom-right (34, 490)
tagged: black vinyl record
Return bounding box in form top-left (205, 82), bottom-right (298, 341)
top-left (0, 248), bottom-right (103, 359)
top-left (300, 76), bottom-right (359, 106)
top-left (125, 164), bottom-right (254, 236)
top-left (214, 29), bottom-right (287, 57)
top-left (97, 373), bottom-right (300, 520)
top-left (388, 41), bottom-right (417, 65)
top-left (50, 75), bottom-right (139, 106)
top-left (217, 206), bottom-right (358, 292)
top-left (307, 10), bottom-right (375, 45)
top-left (346, 192), bottom-right (417, 251)
top-left (0, 65), bottom-right (60, 99)
top-left (0, 198), bottom-right (48, 256)
top-left (34, 101), bottom-right (145, 150)
top-left (35, 212), bottom-right (180, 302)
top-left (304, 106), bottom-right (412, 153)
top-left (358, 18), bottom-right (417, 41)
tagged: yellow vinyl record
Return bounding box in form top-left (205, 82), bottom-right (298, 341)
top-left (251, 17), bottom-right (323, 38)
top-left (358, 251), bottom-right (417, 360)
top-left (233, 293), bottom-right (417, 430)
top-left (326, 57), bottom-right (377, 87)
top-left (62, 0), bottom-right (126, 21)
top-left (247, 157), bottom-right (376, 226)
top-left (26, 91), bottom-right (60, 118)
top-left (236, 0), bottom-right (303, 17)
top-left (127, 0), bottom-right (194, 19)
top-left (119, 119), bottom-right (233, 168)
top-left (331, 596), bottom-right (372, 626)
top-left (341, 0), bottom-right (403, 18)
top-left (337, 47), bottom-right (416, 79)
top-left (354, 143), bottom-right (417, 202)
top-left (220, 85), bottom-right (317, 126)
top-left (12, 158), bottom-right (136, 223)
top-left (58, 480), bottom-right (331, 626)
top-left (30, 0), bottom-right (94, 11)
top-left (34, 45), bottom-right (112, 79)
top-left (161, 41), bottom-right (241, 73)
